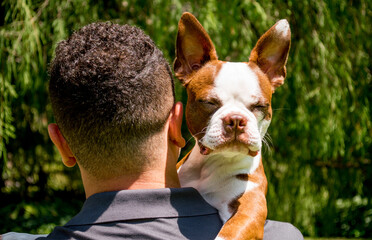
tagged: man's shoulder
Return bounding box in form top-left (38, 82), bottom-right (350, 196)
top-left (264, 220), bottom-right (304, 240)
top-left (16, 187), bottom-right (222, 240)
top-left (2, 232), bottom-right (47, 240)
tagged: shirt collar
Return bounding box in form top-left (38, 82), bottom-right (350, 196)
top-left (65, 187), bottom-right (218, 226)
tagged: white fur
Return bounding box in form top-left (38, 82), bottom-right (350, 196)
top-left (200, 62), bottom-right (268, 151)
top-left (200, 102), bottom-right (262, 151)
top-left (259, 119), bottom-right (271, 139)
top-left (178, 148), bottom-right (261, 223)
top-left (275, 19), bottom-right (290, 37)
top-left (214, 62), bottom-right (261, 106)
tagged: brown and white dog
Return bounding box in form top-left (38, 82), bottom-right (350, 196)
top-left (174, 13), bottom-right (291, 240)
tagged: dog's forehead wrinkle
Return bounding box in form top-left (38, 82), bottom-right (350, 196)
top-left (214, 62), bottom-right (262, 105)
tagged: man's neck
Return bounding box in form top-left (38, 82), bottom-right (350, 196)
top-left (80, 132), bottom-right (182, 199)
top-left (81, 167), bottom-right (180, 199)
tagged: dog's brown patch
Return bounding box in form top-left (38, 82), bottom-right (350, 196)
top-left (248, 62), bottom-right (273, 120)
top-left (219, 159), bottom-right (267, 239)
top-left (236, 173), bottom-right (249, 181)
top-left (185, 61), bottom-right (224, 138)
top-left (228, 193), bottom-right (244, 214)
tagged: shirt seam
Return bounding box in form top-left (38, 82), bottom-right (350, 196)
top-left (65, 212), bottom-right (220, 227)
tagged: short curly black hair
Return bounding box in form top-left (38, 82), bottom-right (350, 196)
top-left (49, 22), bottom-right (175, 178)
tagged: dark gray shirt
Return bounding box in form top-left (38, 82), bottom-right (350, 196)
top-left (40, 188), bottom-right (222, 240)
top-left (3, 187), bottom-right (303, 240)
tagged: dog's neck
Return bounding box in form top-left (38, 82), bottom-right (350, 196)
top-left (178, 141), bottom-right (261, 185)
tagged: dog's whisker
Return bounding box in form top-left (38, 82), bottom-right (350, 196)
top-left (264, 133), bottom-right (273, 146)
top-left (194, 127), bottom-right (208, 136)
top-left (272, 108), bottom-right (290, 112)
top-left (185, 137), bottom-right (195, 145)
top-left (185, 129), bottom-right (207, 145)
top-left (261, 134), bottom-right (273, 155)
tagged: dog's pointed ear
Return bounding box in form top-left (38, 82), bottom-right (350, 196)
top-left (174, 12), bottom-right (218, 85)
top-left (249, 19), bottom-right (291, 93)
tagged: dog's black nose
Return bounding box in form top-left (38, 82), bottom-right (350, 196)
top-left (223, 114), bottom-right (247, 133)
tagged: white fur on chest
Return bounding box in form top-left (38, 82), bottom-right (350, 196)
top-left (178, 148), bottom-right (261, 222)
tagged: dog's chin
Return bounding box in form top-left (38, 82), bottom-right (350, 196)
top-left (198, 141), bottom-right (260, 157)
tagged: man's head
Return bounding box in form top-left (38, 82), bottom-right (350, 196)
top-left (49, 22), bottom-right (177, 179)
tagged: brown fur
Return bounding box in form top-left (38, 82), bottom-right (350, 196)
top-left (184, 61), bottom-right (223, 137)
top-left (248, 62), bottom-right (273, 120)
top-left (220, 160), bottom-right (267, 240)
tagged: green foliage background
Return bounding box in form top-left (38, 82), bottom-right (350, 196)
top-left (1, 0), bottom-right (371, 237)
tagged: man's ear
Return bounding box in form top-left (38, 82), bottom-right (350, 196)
top-left (249, 19), bottom-right (291, 92)
top-left (48, 123), bottom-right (77, 167)
top-left (174, 12), bottom-right (218, 85)
top-left (168, 102), bottom-right (186, 148)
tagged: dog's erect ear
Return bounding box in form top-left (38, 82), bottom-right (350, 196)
top-left (174, 12), bottom-right (218, 85)
top-left (249, 19), bottom-right (291, 92)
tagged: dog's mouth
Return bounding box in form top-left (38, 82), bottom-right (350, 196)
top-left (199, 142), bottom-right (213, 155)
top-left (198, 141), bottom-right (259, 157)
